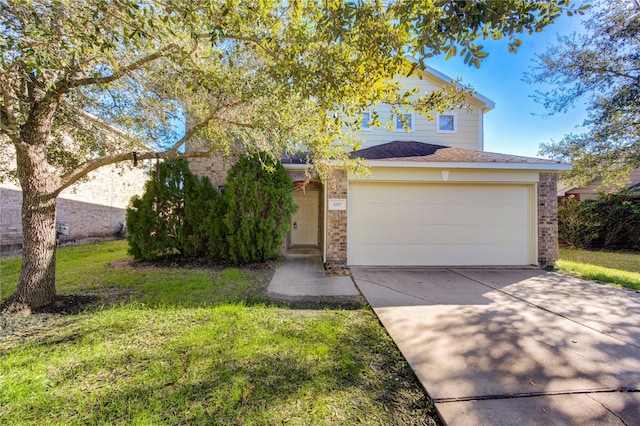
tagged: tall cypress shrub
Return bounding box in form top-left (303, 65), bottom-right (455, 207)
top-left (219, 154), bottom-right (297, 264)
top-left (126, 159), bottom-right (217, 260)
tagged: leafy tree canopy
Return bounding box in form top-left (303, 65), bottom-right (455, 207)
top-left (0, 0), bottom-right (583, 187)
top-left (528, 0), bottom-right (639, 186)
top-left (0, 0), bottom-right (583, 311)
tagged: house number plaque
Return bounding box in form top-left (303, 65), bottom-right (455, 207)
top-left (328, 199), bottom-right (347, 210)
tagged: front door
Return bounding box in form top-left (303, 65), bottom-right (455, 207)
top-left (292, 191), bottom-right (319, 246)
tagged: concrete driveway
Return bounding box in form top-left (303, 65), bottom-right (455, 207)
top-left (351, 268), bottom-right (640, 425)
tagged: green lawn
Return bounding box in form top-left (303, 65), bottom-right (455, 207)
top-left (558, 248), bottom-right (640, 292)
top-left (0, 241), bottom-right (438, 425)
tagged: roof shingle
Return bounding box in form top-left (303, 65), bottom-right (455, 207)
top-left (351, 141), bottom-right (565, 165)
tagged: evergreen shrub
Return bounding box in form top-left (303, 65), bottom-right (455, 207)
top-left (558, 191), bottom-right (640, 249)
top-left (218, 154), bottom-right (297, 264)
top-left (126, 154), bottom-right (297, 264)
top-left (126, 159), bottom-right (216, 260)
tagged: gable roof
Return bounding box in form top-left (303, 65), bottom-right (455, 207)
top-left (415, 65), bottom-right (495, 113)
top-left (350, 141), bottom-right (570, 171)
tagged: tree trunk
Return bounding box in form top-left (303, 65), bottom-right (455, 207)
top-left (1, 143), bottom-right (59, 313)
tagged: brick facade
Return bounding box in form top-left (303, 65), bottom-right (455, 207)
top-left (188, 154), bottom-right (237, 190)
top-left (538, 172), bottom-right (559, 266)
top-left (325, 169), bottom-right (348, 266)
top-left (1, 163), bottom-right (147, 253)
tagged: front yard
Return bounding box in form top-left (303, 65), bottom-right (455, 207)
top-left (0, 241), bottom-right (439, 425)
top-left (558, 248), bottom-right (640, 292)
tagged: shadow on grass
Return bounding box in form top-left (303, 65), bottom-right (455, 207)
top-left (1, 306), bottom-right (439, 425)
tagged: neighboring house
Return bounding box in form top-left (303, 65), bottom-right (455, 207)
top-left (557, 168), bottom-right (640, 201)
top-left (0, 162), bottom-right (148, 254)
top-left (189, 66), bottom-right (570, 267)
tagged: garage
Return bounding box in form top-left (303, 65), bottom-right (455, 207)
top-left (347, 181), bottom-right (535, 266)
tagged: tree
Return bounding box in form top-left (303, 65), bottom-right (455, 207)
top-left (1, 0), bottom-right (580, 312)
top-left (528, 0), bottom-right (639, 186)
top-left (219, 154), bottom-right (296, 264)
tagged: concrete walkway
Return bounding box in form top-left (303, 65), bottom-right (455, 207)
top-left (351, 267), bottom-right (640, 425)
top-left (266, 247), bottom-right (360, 302)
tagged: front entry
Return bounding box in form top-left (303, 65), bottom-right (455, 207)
top-left (292, 190), bottom-right (319, 246)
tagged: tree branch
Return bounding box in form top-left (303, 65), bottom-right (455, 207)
top-left (55, 148), bottom-right (215, 195)
top-left (218, 118), bottom-right (256, 129)
top-left (585, 65), bottom-right (640, 82)
top-left (67, 44), bottom-right (179, 89)
top-left (57, 99), bottom-right (244, 193)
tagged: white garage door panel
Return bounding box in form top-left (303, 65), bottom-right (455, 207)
top-left (348, 182), bottom-right (533, 266)
top-left (349, 244), bottom-right (530, 266)
top-left (349, 224), bottom-right (529, 245)
top-left (352, 204), bottom-right (528, 226)
top-left (350, 183), bottom-right (528, 204)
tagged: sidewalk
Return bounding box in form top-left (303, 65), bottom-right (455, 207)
top-left (266, 247), bottom-right (361, 302)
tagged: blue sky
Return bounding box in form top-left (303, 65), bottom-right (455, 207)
top-left (427, 12), bottom-right (589, 158)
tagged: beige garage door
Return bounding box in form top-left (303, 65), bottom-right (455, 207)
top-left (348, 182), bottom-right (533, 266)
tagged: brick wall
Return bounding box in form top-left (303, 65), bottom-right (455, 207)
top-left (0, 187), bottom-right (23, 252)
top-left (538, 172), bottom-right (559, 266)
top-left (325, 169), bottom-right (348, 266)
top-left (188, 155), bottom-right (237, 190)
top-left (0, 163), bottom-right (147, 253)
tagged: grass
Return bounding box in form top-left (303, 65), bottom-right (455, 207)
top-left (0, 240), bottom-right (438, 425)
top-left (558, 247), bottom-right (640, 292)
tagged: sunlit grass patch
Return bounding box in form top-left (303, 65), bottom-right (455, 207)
top-left (0, 305), bottom-right (436, 425)
top-left (0, 240), bottom-right (438, 425)
top-left (559, 248), bottom-right (640, 273)
top-left (558, 248), bottom-right (640, 292)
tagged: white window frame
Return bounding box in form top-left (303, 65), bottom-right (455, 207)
top-left (360, 111), bottom-right (372, 131)
top-left (436, 112), bottom-right (457, 134)
top-left (393, 112), bottom-right (414, 133)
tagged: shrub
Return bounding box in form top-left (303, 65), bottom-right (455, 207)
top-left (218, 154), bottom-right (297, 264)
top-left (126, 159), bottom-right (217, 260)
top-left (590, 191), bottom-right (640, 248)
top-left (557, 196), bottom-right (599, 248)
top-left (558, 191), bottom-right (640, 249)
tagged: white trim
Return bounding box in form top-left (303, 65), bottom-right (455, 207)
top-left (287, 160), bottom-right (571, 172)
top-left (478, 109), bottom-right (484, 151)
top-left (435, 112), bottom-right (457, 134)
top-left (420, 65), bottom-right (496, 112)
top-left (357, 160), bottom-right (572, 171)
top-left (323, 181), bottom-right (328, 263)
top-left (282, 163), bottom-right (311, 170)
top-left (530, 184), bottom-right (539, 266)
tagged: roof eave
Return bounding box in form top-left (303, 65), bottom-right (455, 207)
top-left (330, 159), bottom-right (572, 171)
top-left (419, 64), bottom-right (496, 112)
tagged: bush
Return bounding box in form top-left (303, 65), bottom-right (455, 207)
top-left (217, 154), bottom-right (297, 264)
top-left (558, 191), bottom-right (640, 249)
top-left (558, 196), bottom-right (600, 248)
top-left (590, 191), bottom-right (640, 248)
top-left (126, 159), bottom-right (217, 260)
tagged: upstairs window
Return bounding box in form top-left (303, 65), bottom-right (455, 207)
top-left (360, 112), bottom-right (372, 130)
top-left (436, 113), bottom-right (457, 133)
top-left (394, 113), bottom-right (414, 132)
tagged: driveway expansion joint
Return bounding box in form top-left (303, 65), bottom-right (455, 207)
top-left (433, 387), bottom-right (640, 404)
top-left (354, 277), bottom-right (438, 304)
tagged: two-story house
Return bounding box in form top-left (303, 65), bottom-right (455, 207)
top-left (190, 65), bottom-right (570, 267)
